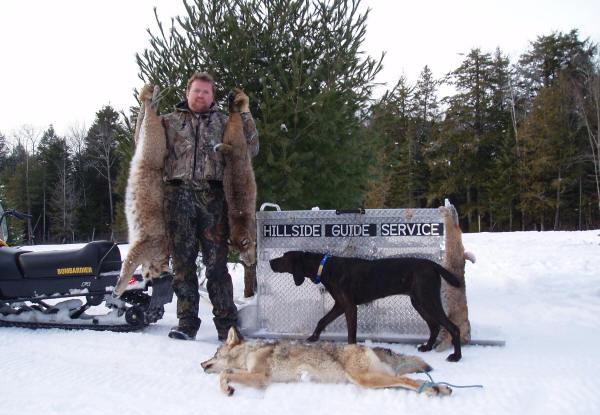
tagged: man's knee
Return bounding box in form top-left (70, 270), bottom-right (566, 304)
top-left (172, 275), bottom-right (199, 297)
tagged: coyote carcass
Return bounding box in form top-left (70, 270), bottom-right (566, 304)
top-left (214, 89), bottom-right (257, 267)
top-left (113, 85), bottom-right (169, 297)
top-left (201, 327), bottom-right (452, 396)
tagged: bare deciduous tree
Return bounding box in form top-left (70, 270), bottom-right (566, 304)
top-left (573, 67), bottom-right (600, 215)
top-left (13, 125), bottom-right (39, 244)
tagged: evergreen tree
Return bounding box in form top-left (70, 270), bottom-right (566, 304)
top-left (482, 48), bottom-right (516, 230)
top-left (0, 132), bottom-right (7, 170)
top-left (37, 126), bottom-right (72, 242)
top-left (516, 30), bottom-right (597, 230)
top-left (1, 143), bottom-right (30, 244)
top-left (429, 49), bottom-right (495, 230)
top-left (39, 127), bottom-right (74, 242)
top-left (136, 0), bottom-right (383, 209)
top-left (363, 77), bottom-right (413, 208)
top-left (517, 29), bottom-right (596, 95)
top-left (519, 75), bottom-right (583, 230)
top-left (409, 65), bottom-right (439, 207)
top-left (82, 106), bottom-right (126, 240)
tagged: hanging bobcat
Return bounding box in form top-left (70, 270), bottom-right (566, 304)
top-left (113, 85), bottom-right (170, 297)
top-left (215, 88), bottom-right (257, 267)
top-left (435, 203), bottom-right (476, 351)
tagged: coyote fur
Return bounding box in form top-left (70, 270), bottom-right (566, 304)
top-left (435, 204), bottom-right (476, 351)
top-left (113, 85), bottom-right (169, 297)
top-left (215, 88), bottom-right (257, 267)
top-left (201, 327), bottom-right (452, 396)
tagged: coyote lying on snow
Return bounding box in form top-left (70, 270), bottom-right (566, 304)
top-left (201, 327), bottom-right (452, 396)
top-left (113, 85), bottom-right (169, 297)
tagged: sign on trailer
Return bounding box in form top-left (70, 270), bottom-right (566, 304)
top-left (239, 205), bottom-right (447, 343)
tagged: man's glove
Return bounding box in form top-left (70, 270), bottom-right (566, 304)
top-left (236, 89), bottom-right (250, 113)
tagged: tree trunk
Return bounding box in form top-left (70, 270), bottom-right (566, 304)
top-left (106, 157), bottom-right (114, 240)
top-left (554, 169), bottom-right (561, 230)
top-left (42, 174), bottom-right (46, 243)
top-left (466, 187), bottom-right (472, 231)
top-left (63, 156), bottom-right (67, 233)
top-left (579, 176), bottom-right (583, 230)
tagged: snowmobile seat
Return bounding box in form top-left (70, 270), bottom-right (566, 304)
top-left (0, 247), bottom-right (31, 280)
top-left (18, 241), bottom-right (122, 279)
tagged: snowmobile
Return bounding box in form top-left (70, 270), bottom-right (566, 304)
top-left (0, 209), bottom-right (173, 332)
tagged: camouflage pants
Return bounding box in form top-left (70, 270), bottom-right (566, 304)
top-left (164, 181), bottom-right (237, 338)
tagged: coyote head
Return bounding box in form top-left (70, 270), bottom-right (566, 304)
top-left (201, 327), bottom-right (244, 374)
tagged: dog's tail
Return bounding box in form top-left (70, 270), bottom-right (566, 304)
top-left (434, 263), bottom-right (461, 287)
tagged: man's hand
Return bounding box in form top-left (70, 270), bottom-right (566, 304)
top-left (235, 89), bottom-right (250, 113)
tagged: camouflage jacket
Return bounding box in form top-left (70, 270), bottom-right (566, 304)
top-left (162, 101), bottom-right (259, 186)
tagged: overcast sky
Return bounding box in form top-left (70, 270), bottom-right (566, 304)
top-left (1, 0), bottom-right (599, 138)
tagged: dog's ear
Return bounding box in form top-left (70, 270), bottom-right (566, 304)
top-left (291, 252), bottom-right (306, 286)
top-left (225, 326), bottom-right (243, 347)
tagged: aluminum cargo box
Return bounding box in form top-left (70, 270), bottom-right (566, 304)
top-left (238, 204), bottom-right (446, 343)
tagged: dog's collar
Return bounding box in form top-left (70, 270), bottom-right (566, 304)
top-left (314, 254), bottom-right (330, 284)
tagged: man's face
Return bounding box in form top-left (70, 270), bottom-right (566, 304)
top-left (186, 79), bottom-right (214, 113)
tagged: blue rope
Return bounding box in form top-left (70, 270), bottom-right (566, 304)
top-left (416, 370), bottom-right (484, 394)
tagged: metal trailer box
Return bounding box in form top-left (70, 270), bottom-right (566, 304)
top-left (238, 205), bottom-right (446, 343)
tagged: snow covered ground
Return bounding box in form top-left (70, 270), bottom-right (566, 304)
top-left (1, 230), bottom-right (599, 415)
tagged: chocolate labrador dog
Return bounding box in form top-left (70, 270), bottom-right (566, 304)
top-left (270, 251), bottom-right (462, 362)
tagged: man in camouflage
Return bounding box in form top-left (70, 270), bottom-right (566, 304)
top-left (162, 72), bottom-right (259, 340)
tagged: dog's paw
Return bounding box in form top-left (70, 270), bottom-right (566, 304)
top-left (417, 343), bottom-right (433, 352)
top-left (446, 353), bottom-right (462, 362)
top-left (306, 335), bottom-right (319, 342)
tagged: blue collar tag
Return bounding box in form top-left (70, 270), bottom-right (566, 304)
top-left (314, 254), bottom-right (330, 284)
